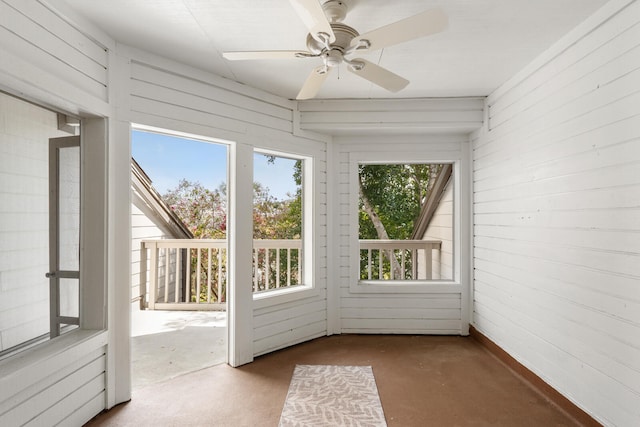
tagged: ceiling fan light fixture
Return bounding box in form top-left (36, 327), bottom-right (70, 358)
top-left (223, 1), bottom-right (448, 99)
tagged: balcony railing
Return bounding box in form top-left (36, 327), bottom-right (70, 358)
top-left (359, 240), bottom-right (442, 281)
top-left (140, 239), bottom-right (302, 310)
top-left (139, 238), bottom-right (442, 311)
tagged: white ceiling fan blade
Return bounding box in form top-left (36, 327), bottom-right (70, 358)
top-left (350, 8), bottom-right (447, 52)
top-left (223, 51), bottom-right (311, 60)
top-left (296, 66), bottom-right (330, 100)
top-left (347, 59), bottom-right (409, 92)
top-left (289, 0), bottom-right (336, 43)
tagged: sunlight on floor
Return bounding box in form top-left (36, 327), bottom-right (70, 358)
top-left (131, 309), bottom-right (227, 390)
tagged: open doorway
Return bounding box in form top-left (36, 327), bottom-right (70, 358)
top-left (130, 127), bottom-right (229, 389)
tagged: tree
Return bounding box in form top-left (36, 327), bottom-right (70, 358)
top-left (163, 179), bottom-right (226, 239)
top-left (358, 163), bottom-right (443, 279)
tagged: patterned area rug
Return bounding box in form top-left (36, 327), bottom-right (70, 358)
top-left (279, 365), bottom-right (387, 427)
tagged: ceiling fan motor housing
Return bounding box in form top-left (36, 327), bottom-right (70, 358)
top-left (306, 22), bottom-right (359, 66)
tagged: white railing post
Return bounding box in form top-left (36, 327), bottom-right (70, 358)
top-left (207, 248), bottom-right (212, 303)
top-left (175, 248), bottom-right (181, 303)
top-left (424, 244), bottom-right (433, 280)
top-left (164, 248), bottom-right (170, 303)
top-left (186, 247), bottom-right (192, 303)
top-left (139, 241), bottom-right (147, 310)
top-left (196, 248), bottom-right (202, 304)
top-left (217, 249), bottom-right (223, 303)
top-left (148, 242), bottom-right (158, 310)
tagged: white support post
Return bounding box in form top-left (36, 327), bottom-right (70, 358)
top-left (228, 142), bottom-right (254, 367)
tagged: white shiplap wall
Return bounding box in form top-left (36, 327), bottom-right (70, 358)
top-left (472, 1), bottom-right (640, 425)
top-left (126, 50), bottom-right (329, 358)
top-left (0, 331), bottom-right (107, 426)
top-left (0, 0), bottom-right (109, 115)
top-left (335, 134), bottom-right (469, 334)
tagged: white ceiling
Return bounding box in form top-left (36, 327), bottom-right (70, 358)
top-left (60, 0), bottom-right (609, 100)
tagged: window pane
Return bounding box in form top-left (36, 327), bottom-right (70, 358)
top-left (358, 163), bottom-right (453, 281)
top-left (58, 146), bottom-right (80, 271)
top-left (0, 94), bottom-right (54, 355)
top-left (59, 278), bottom-right (80, 318)
top-left (252, 152), bottom-right (303, 292)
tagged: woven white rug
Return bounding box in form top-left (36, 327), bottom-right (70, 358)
top-left (279, 365), bottom-right (387, 427)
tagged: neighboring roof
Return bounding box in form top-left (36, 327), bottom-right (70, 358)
top-left (410, 164), bottom-right (453, 239)
top-left (131, 158), bottom-right (194, 239)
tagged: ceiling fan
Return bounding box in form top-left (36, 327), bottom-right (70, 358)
top-left (222, 0), bottom-right (448, 99)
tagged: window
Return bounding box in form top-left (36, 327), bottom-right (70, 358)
top-left (358, 162), bottom-right (454, 282)
top-left (0, 94), bottom-right (80, 358)
top-left (253, 151), bottom-right (312, 295)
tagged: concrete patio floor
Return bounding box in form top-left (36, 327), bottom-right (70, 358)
top-left (131, 308), bottom-right (227, 390)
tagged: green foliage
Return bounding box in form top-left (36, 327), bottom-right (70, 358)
top-left (358, 164), bottom-right (437, 240)
top-left (163, 179), bottom-right (226, 239)
top-left (358, 163), bottom-right (442, 280)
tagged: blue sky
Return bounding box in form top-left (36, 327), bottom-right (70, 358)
top-left (132, 130), bottom-right (297, 200)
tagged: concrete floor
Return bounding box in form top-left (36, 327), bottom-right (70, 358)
top-left (88, 334), bottom-right (581, 427)
top-left (131, 309), bottom-right (227, 389)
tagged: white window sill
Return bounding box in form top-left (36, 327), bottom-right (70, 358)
top-left (253, 284), bottom-right (317, 309)
top-left (351, 280), bottom-right (462, 294)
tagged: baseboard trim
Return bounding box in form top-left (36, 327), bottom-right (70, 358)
top-left (469, 326), bottom-right (602, 427)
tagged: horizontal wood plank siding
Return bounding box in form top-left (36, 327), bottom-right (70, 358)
top-left (336, 135), bottom-right (467, 334)
top-left (0, 0), bottom-right (108, 102)
top-left (299, 98), bottom-right (484, 134)
top-left (472, 1), bottom-right (640, 426)
top-left (129, 60), bottom-right (294, 139)
top-left (0, 332), bottom-right (107, 426)
top-left (253, 296), bottom-right (327, 356)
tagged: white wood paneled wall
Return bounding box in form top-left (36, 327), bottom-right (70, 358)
top-left (298, 98), bottom-right (484, 135)
top-left (0, 0), bottom-right (122, 419)
top-left (0, 0), bottom-right (110, 115)
top-left (335, 134), bottom-right (470, 334)
top-left (0, 332), bottom-right (107, 426)
top-left (472, 1), bottom-right (640, 425)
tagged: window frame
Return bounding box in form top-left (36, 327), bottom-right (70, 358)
top-left (349, 151), bottom-right (464, 294)
top-left (0, 115), bottom-right (108, 365)
top-left (252, 148), bottom-right (317, 308)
